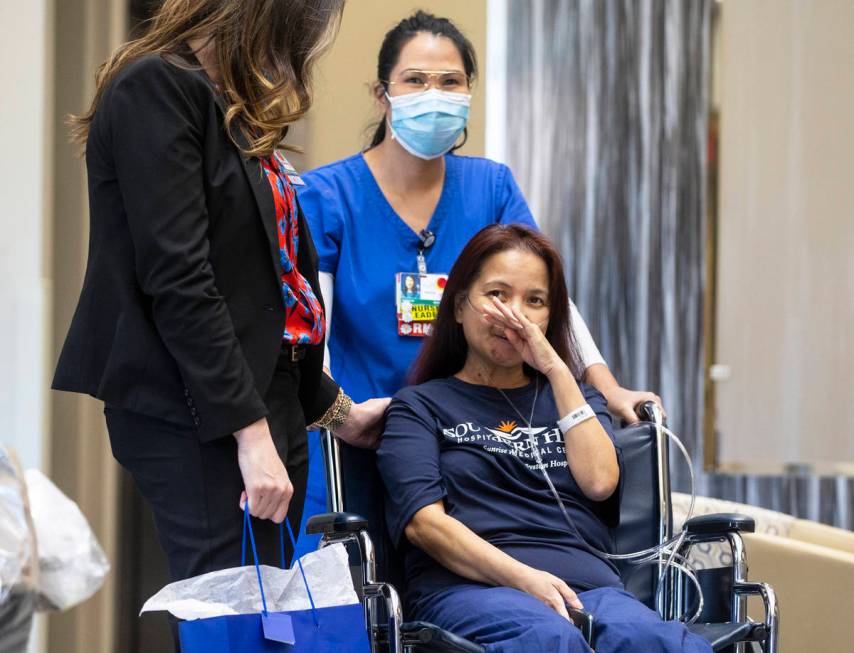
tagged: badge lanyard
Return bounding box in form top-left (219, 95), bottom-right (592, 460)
top-left (417, 229), bottom-right (435, 273)
top-left (395, 229), bottom-right (443, 338)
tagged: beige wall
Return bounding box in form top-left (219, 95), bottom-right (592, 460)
top-left (296, 0), bottom-right (487, 172)
top-left (47, 2), bottom-right (128, 652)
top-left (0, 0), bottom-right (52, 473)
top-left (714, 0), bottom-right (854, 469)
top-left (2, 0), bottom-right (127, 651)
top-left (1, 3), bottom-right (53, 651)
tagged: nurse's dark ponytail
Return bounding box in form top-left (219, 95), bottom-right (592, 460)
top-left (367, 10), bottom-right (478, 151)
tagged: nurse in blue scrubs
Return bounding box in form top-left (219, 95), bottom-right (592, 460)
top-left (299, 11), bottom-right (661, 418)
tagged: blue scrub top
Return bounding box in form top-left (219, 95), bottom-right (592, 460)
top-left (298, 152), bottom-right (537, 402)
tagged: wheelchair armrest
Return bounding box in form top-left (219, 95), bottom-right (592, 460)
top-left (305, 511), bottom-right (368, 535)
top-left (569, 608), bottom-right (594, 644)
top-left (683, 512), bottom-right (756, 537)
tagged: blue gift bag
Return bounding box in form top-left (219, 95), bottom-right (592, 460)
top-left (179, 507), bottom-right (370, 653)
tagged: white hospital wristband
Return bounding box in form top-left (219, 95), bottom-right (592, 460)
top-left (558, 404), bottom-right (596, 433)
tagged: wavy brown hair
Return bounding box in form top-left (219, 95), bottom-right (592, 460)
top-left (410, 224), bottom-right (585, 385)
top-left (70, 0), bottom-right (344, 157)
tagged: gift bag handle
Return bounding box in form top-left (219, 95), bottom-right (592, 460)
top-left (241, 504), bottom-right (319, 626)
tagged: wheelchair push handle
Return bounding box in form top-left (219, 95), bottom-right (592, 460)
top-left (635, 400), bottom-right (665, 425)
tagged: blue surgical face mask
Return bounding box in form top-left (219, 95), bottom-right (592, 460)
top-left (385, 88), bottom-right (471, 160)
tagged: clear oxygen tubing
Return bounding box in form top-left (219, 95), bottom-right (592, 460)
top-left (496, 376), bottom-right (705, 623)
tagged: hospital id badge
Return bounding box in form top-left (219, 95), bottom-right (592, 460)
top-left (396, 272), bottom-right (448, 337)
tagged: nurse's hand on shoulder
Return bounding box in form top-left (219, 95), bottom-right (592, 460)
top-left (335, 397), bottom-right (391, 449)
top-left (234, 417), bottom-right (294, 524)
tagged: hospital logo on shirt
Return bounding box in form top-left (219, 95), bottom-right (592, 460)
top-left (441, 420), bottom-right (569, 471)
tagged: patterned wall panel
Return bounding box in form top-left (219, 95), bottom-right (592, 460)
top-left (502, 0), bottom-right (853, 530)
top-left (505, 0), bottom-right (711, 490)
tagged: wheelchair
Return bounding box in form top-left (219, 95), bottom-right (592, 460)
top-left (307, 403), bottom-right (779, 653)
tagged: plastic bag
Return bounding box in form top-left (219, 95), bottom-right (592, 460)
top-left (141, 542), bottom-right (358, 620)
top-left (24, 468), bottom-right (111, 611)
top-left (0, 448), bottom-right (36, 605)
top-left (0, 447), bottom-right (39, 653)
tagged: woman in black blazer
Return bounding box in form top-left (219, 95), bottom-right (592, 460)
top-left (53, 0), bottom-right (387, 590)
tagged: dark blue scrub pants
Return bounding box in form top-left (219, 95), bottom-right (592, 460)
top-left (416, 585), bottom-right (713, 653)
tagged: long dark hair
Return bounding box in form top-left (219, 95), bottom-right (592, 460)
top-left (410, 224), bottom-right (585, 385)
top-left (71, 0), bottom-right (343, 157)
top-left (367, 10), bottom-right (478, 150)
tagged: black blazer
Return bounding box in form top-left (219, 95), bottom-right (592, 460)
top-left (53, 52), bottom-right (338, 441)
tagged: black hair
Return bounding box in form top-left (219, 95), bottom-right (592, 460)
top-left (367, 10), bottom-right (478, 151)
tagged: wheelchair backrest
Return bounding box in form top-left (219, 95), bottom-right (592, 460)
top-left (336, 420), bottom-right (672, 610)
top-left (612, 421), bottom-right (673, 610)
top-left (337, 443), bottom-right (407, 590)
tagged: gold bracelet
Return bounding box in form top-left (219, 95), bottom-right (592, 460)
top-left (310, 388), bottom-right (352, 432)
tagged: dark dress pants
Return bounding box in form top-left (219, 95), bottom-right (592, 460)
top-left (106, 351), bottom-right (309, 648)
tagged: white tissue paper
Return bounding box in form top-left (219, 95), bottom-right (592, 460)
top-left (140, 542), bottom-right (359, 620)
top-left (24, 469), bottom-right (111, 611)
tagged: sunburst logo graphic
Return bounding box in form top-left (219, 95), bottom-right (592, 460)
top-left (497, 420), bottom-right (517, 433)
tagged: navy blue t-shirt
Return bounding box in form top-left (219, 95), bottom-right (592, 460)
top-left (376, 376), bottom-right (624, 612)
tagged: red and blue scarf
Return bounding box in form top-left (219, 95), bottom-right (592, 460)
top-left (259, 152), bottom-right (325, 345)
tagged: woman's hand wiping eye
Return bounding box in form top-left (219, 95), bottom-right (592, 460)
top-left (479, 297), bottom-right (566, 378)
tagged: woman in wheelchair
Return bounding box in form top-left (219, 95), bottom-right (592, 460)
top-left (377, 224), bottom-right (711, 652)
